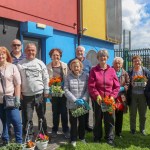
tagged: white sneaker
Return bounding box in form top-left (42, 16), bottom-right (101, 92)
top-left (81, 139), bottom-right (86, 144)
top-left (71, 141), bottom-right (76, 147)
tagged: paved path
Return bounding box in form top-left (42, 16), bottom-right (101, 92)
top-left (36, 102), bottom-right (93, 150)
top-left (0, 102), bottom-right (93, 150)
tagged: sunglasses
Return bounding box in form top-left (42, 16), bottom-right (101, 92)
top-left (13, 44), bottom-right (21, 47)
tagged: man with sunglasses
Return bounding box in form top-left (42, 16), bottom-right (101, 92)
top-left (9, 39), bottom-right (26, 136)
top-left (11, 39), bottom-right (26, 64)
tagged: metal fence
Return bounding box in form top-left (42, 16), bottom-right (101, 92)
top-left (114, 48), bottom-right (150, 71)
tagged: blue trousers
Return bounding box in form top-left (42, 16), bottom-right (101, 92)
top-left (0, 104), bottom-right (22, 143)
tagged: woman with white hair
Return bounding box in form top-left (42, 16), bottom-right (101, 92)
top-left (113, 57), bottom-right (130, 138)
top-left (88, 50), bottom-right (120, 146)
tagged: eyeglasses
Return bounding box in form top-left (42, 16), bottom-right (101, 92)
top-left (13, 44), bottom-right (21, 47)
top-left (133, 60), bottom-right (141, 63)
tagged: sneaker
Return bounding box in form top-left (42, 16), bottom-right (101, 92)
top-left (64, 132), bottom-right (70, 139)
top-left (141, 130), bottom-right (147, 136)
top-left (81, 139), bottom-right (86, 144)
top-left (51, 131), bottom-right (57, 138)
top-left (71, 141), bottom-right (76, 147)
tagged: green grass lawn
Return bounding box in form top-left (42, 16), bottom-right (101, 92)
top-left (58, 110), bottom-right (150, 150)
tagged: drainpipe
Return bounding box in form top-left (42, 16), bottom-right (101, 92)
top-left (77, 0), bottom-right (83, 46)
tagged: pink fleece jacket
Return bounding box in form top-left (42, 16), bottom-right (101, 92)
top-left (88, 64), bottom-right (120, 101)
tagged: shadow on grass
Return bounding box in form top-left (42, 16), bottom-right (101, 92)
top-left (57, 131), bottom-right (150, 150)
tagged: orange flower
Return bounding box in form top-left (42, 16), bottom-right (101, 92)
top-left (133, 75), bottom-right (147, 82)
top-left (49, 77), bottom-right (62, 87)
top-left (102, 96), bottom-right (116, 114)
top-left (26, 140), bottom-right (35, 148)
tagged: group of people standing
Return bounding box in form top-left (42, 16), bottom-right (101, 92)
top-left (0, 39), bottom-right (150, 148)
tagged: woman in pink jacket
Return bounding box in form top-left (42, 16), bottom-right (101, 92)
top-left (88, 50), bottom-right (120, 146)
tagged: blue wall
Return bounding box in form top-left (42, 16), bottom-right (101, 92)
top-left (20, 21), bottom-right (115, 66)
top-left (80, 36), bottom-right (114, 66)
top-left (45, 30), bottom-right (114, 66)
top-left (45, 30), bottom-right (77, 64)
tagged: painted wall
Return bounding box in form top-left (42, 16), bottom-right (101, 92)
top-left (45, 30), bottom-right (77, 64)
top-left (82, 0), bottom-right (106, 40)
top-left (20, 21), bottom-right (114, 65)
top-left (0, 0), bottom-right (77, 34)
top-left (80, 36), bottom-right (115, 66)
top-left (45, 32), bottom-right (114, 66)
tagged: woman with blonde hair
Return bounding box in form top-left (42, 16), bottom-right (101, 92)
top-left (0, 47), bottom-right (22, 144)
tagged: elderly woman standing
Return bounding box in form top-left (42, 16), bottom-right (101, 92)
top-left (47, 48), bottom-right (69, 138)
top-left (113, 57), bottom-right (130, 137)
top-left (64, 59), bottom-right (89, 147)
top-left (127, 55), bottom-right (150, 135)
top-left (0, 47), bottom-right (22, 144)
top-left (88, 50), bottom-right (120, 146)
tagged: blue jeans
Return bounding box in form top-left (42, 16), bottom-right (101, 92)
top-left (0, 104), bottom-right (22, 143)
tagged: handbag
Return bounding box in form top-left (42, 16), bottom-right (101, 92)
top-left (0, 72), bottom-right (16, 109)
top-left (115, 96), bottom-right (124, 111)
top-left (116, 95), bottom-right (128, 113)
top-left (3, 95), bottom-right (16, 109)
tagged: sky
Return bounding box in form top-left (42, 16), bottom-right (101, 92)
top-left (122, 0), bottom-right (150, 49)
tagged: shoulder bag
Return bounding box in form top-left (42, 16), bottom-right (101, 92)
top-left (0, 72), bottom-right (16, 109)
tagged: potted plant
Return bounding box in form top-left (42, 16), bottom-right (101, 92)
top-left (101, 96), bottom-right (116, 114)
top-left (49, 77), bottom-right (65, 97)
top-left (35, 133), bottom-right (49, 150)
top-left (132, 75), bottom-right (148, 87)
top-left (23, 140), bottom-right (35, 150)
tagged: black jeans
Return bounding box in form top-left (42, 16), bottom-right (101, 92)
top-left (115, 110), bottom-right (123, 135)
top-left (69, 111), bottom-right (85, 141)
top-left (92, 100), bottom-right (115, 142)
top-left (51, 95), bottom-right (69, 133)
top-left (22, 94), bottom-right (47, 135)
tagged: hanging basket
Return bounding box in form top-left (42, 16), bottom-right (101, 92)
top-left (22, 145), bottom-right (35, 150)
top-left (36, 141), bottom-right (48, 150)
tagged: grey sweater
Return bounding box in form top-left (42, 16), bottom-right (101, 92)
top-left (17, 58), bottom-right (49, 96)
top-left (64, 71), bottom-right (89, 109)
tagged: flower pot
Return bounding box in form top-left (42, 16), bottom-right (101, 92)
top-left (36, 141), bottom-right (48, 150)
top-left (22, 146), bottom-right (35, 150)
top-left (101, 102), bottom-right (108, 112)
top-left (51, 93), bottom-right (63, 97)
top-left (133, 82), bottom-right (146, 87)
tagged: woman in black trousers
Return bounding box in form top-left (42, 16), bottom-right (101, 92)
top-left (113, 57), bottom-right (130, 137)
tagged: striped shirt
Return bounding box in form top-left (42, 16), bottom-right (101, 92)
top-left (11, 52), bottom-right (26, 65)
